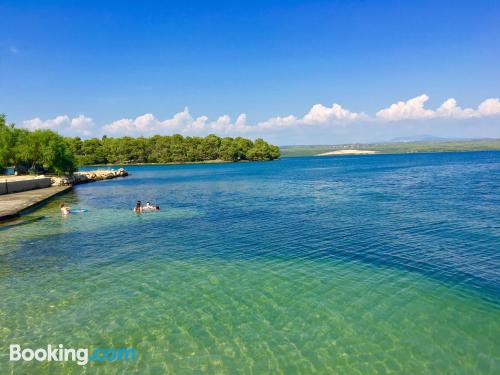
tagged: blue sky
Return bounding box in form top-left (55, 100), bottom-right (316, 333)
top-left (1, 0), bottom-right (499, 144)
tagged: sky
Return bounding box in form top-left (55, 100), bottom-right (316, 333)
top-left (1, 0), bottom-right (499, 145)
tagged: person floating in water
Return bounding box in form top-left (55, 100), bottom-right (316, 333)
top-left (60, 203), bottom-right (71, 215)
top-left (143, 202), bottom-right (160, 211)
top-left (133, 200), bottom-right (142, 213)
top-left (134, 201), bottom-right (160, 212)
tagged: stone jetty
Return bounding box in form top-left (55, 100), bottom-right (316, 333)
top-left (1, 175), bottom-right (52, 195)
top-left (51, 168), bottom-right (129, 186)
top-left (0, 186), bottom-right (72, 221)
top-left (0, 168), bottom-right (128, 221)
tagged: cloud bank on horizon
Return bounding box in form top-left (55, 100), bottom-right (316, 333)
top-left (22, 94), bottom-right (500, 140)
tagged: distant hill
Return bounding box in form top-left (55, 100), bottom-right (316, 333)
top-left (280, 139), bottom-right (500, 157)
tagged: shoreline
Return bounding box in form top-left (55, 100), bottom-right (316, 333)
top-left (79, 159), bottom-right (277, 168)
top-left (82, 159), bottom-right (234, 167)
top-left (0, 169), bottom-right (128, 221)
top-left (280, 139), bottom-right (500, 157)
top-left (282, 149), bottom-right (500, 158)
top-left (80, 159), bottom-right (268, 168)
top-left (317, 150), bottom-right (378, 156)
top-left (2, 159), bottom-right (273, 173)
top-left (0, 185), bottom-right (72, 222)
top-left (51, 168), bottom-right (129, 186)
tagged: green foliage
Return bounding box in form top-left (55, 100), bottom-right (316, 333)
top-left (70, 134), bottom-right (280, 165)
top-left (0, 114), bottom-right (280, 173)
top-left (0, 114), bottom-right (16, 172)
top-left (246, 138), bottom-right (280, 161)
top-left (44, 137), bottom-right (77, 175)
top-left (0, 114), bottom-right (77, 175)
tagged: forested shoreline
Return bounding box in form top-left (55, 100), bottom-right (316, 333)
top-left (65, 134), bottom-right (280, 165)
top-left (0, 114), bottom-right (280, 174)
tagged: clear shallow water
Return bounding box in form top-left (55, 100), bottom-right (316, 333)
top-left (1, 152), bottom-right (499, 374)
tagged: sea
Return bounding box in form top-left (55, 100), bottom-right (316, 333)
top-left (1, 151), bottom-right (499, 374)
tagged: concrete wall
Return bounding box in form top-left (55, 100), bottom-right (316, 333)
top-left (0, 177), bottom-right (52, 195)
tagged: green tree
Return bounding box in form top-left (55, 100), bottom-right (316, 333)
top-left (234, 137), bottom-right (254, 160)
top-left (80, 138), bottom-right (106, 165)
top-left (44, 137), bottom-right (77, 175)
top-left (4, 125), bottom-right (77, 175)
top-left (0, 114), bottom-right (17, 171)
top-left (219, 137), bottom-right (239, 161)
top-left (62, 131), bottom-right (279, 166)
top-left (202, 134), bottom-right (221, 160)
top-left (65, 137), bottom-right (83, 156)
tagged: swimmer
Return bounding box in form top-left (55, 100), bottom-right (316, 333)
top-left (133, 200), bottom-right (142, 213)
top-left (60, 203), bottom-right (71, 215)
top-left (143, 201), bottom-right (158, 211)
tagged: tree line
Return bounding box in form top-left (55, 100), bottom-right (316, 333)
top-left (0, 114), bottom-right (77, 174)
top-left (65, 134), bottom-right (280, 165)
top-left (0, 114), bottom-right (280, 174)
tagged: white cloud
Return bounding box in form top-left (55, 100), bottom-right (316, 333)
top-left (257, 115), bottom-right (298, 130)
top-left (100, 102), bottom-right (364, 136)
top-left (185, 115), bottom-right (208, 132)
top-left (477, 98), bottom-right (500, 116)
top-left (210, 115), bottom-right (232, 132)
top-left (22, 115), bottom-right (94, 137)
top-left (377, 95), bottom-right (500, 121)
top-left (22, 95), bottom-right (500, 138)
top-left (23, 115), bottom-right (69, 131)
top-left (101, 118), bottom-right (138, 135)
top-left (303, 103), bottom-right (364, 124)
top-left (376, 94), bottom-right (434, 121)
top-left (435, 98), bottom-right (476, 119)
top-left (102, 107), bottom-right (212, 136)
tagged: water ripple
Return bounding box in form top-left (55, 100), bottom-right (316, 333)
top-left (1, 152), bottom-right (499, 373)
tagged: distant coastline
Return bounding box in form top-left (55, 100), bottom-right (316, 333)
top-left (317, 150), bottom-right (378, 156)
top-left (80, 159), bottom-right (259, 168)
top-left (280, 139), bottom-right (500, 157)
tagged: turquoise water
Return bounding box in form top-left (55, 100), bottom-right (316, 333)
top-left (1, 152), bottom-right (499, 374)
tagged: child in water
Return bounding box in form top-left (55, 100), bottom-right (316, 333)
top-left (60, 203), bottom-right (71, 215)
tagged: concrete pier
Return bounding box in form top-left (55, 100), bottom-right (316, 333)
top-left (0, 185), bottom-right (72, 221)
top-left (0, 168), bottom-right (128, 221)
top-left (0, 176), bottom-right (52, 195)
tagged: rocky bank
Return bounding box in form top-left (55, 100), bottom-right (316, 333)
top-left (51, 168), bottom-right (129, 186)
